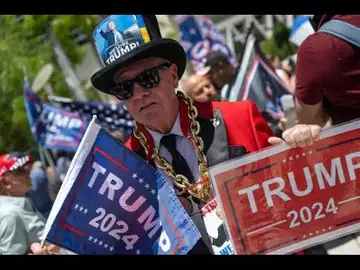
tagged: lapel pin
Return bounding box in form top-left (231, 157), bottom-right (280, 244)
top-left (211, 117), bottom-right (220, 128)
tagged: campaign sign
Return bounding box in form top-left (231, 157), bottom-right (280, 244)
top-left (209, 119), bottom-right (360, 255)
top-left (39, 104), bottom-right (88, 152)
top-left (42, 117), bottom-right (200, 254)
top-left (201, 199), bottom-right (235, 255)
top-left (93, 15), bottom-right (150, 66)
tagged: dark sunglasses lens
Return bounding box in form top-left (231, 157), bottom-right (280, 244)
top-left (113, 82), bottom-right (133, 100)
top-left (137, 69), bottom-right (160, 89)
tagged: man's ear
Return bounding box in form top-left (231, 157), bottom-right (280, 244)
top-left (170, 64), bottom-right (179, 89)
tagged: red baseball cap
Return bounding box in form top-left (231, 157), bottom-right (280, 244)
top-left (0, 153), bottom-right (34, 180)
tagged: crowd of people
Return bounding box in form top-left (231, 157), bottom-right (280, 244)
top-left (1, 14), bottom-right (359, 255)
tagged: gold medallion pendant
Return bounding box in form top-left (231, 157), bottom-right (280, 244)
top-left (134, 91), bottom-right (213, 204)
top-left (198, 179), bottom-right (212, 203)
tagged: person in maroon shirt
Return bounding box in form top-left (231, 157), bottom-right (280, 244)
top-left (295, 15), bottom-right (360, 127)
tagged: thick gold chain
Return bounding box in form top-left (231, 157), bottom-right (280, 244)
top-left (133, 91), bottom-right (211, 203)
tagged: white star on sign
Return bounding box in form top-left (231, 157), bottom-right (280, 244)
top-left (94, 238), bottom-right (98, 243)
top-left (302, 153), bottom-right (306, 156)
top-left (80, 206), bottom-right (84, 212)
top-left (99, 241), bottom-right (103, 246)
top-left (138, 178), bottom-right (144, 184)
top-left (132, 173), bottom-right (138, 179)
top-left (189, 28), bottom-right (197, 35)
top-left (75, 204), bottom-right (79, 209)
top-left (104, 243), bottom-right (108, 249)
top-left (109, 246), bottom-right (114, 252)
top-left (89, 236), bottom-right (93, 241)
top-left (296, 155), bottom-right (299, 159)
top-left (151, 189), bottom-right (156, 195)
top-left (145, 183), bottom-right (150, 189)
top-left (84, 209), bottom-right (88, 214)
top-left (136, 250), bottom-right (140, 255)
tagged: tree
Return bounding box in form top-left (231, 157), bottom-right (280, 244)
top-left (0, 15), bottom-right (104, 154)
top-left (260, 22), bottom-right (297, 61)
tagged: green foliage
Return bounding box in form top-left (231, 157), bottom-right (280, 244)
top-left (0, 15), bottom-right (103, 154)
top-left (261, 22), bottom-right (297, 61)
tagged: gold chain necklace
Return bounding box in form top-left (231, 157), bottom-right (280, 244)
top-left (133, 91), bottom-right (212, 203)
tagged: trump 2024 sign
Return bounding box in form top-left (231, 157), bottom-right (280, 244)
top-left (209, 120), bottom-right (360, 255)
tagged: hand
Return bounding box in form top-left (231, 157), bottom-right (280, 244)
top-left (279, 117), bottom-right (288, 132)
top-left (30, 243), bottom-right (60, 255)
top-left (268, 124), bottom-right (321, 148)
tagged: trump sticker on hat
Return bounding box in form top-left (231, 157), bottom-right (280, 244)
top-left (94, 15), bottom-right (151, 67)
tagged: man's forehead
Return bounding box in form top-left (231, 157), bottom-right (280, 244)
top-left (190, 75), bottom-right (208, 85)
top-left (184, 75), bottom-right (208, 91)
top-left (113, 57), bottom-right (168, 81)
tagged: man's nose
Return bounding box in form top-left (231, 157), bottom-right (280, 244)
top-left (131, 82), bottom-right (151, 100)
top-left (204, 87), bottom-right (214, 96)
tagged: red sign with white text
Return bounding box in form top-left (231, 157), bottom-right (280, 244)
top-left (210, 120), bottom-right (360, 255)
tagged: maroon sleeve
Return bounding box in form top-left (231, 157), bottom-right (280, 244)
top-left (295, 33), bottom-right (340, 105)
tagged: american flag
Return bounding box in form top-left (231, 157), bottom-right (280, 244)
top-left (49, 96), bottom-right (134, 136)
top-left (176, 15), bottom-right (237, 72)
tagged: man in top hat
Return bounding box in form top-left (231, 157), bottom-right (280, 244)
top-left (31, 14), bottom-right (321, 255)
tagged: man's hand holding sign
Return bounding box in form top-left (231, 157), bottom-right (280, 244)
top-left (210, 120), bottom-right (360, 254)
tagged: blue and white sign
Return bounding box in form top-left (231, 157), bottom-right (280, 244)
top-left (289, 15), bottom-right (314, 47)
top-left (93, 15), bottom-right (150, 67)
top-left (39, 104), bottom-right (88, 152)
top-left (42, 117), bottom-right (201, 254)
top-left (23, 82), bottom-right (88, 152)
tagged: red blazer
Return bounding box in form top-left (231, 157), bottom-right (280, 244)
top-left (125, 99), bottom-right (273, 160)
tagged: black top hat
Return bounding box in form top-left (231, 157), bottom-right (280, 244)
top-left (90, 15), bottom-right (187, 95)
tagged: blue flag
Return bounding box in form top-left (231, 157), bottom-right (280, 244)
top-left (23, 79), bottom-right (43, 142)
top-left (176, 15), bottom-right (237, 72)
top-left (49, 96), bottom-right (134, 136)
top-left (42, 117), bottom-right (201, 254)
top-left (23, 81), bottom-right (89, 152)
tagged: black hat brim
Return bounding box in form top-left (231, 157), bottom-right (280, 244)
top-left (91, 39), bottom-right (187, 94)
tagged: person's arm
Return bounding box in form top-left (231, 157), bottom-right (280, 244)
top-left (294, 34), bottom-right (337, 127)
top-left (98, 29), bottom-right (107, 39)
top-left (0, 214), bottom-right (28, 255)
top-left (295, 98), bottom-right (329, 127)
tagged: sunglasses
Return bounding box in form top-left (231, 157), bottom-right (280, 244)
top-left (110, 62), bottom-right (171, 101)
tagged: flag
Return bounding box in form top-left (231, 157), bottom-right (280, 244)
top-left (23, 80), bottom-right (89, 152)
top-left (227, 34), bottom-right (292, 120)
top-left (176, 15), bottom-right (237, 72)
top-left (42, 116), bottom-right (201, 254)
top-left (290, 15), bottom-right (314, 47)
top-left (23, 77), bottom-right (43, 142)
top-left (49, 96), bottom-right (134, 136)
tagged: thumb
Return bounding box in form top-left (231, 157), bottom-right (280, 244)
top-left (30, 243), bottom-right (47, 255)
top-left (268, 136), bottom-right (285, 145)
